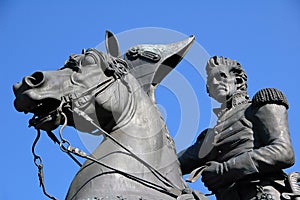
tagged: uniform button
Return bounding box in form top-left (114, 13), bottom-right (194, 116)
top-left (218, 150), bottom-right (222, 154)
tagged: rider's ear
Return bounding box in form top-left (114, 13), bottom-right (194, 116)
top-left (105, 30), bottom-right (121, 58)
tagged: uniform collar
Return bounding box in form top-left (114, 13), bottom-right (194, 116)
top-left (213, 91), bottom-right (250, 117)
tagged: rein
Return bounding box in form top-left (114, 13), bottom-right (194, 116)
top-left (59, 110), bottom-right (182, 199)
top-left (31, 129), bottom-right (57, 200)
top-left (29, 74), bottom-right (117, 200)
top-left (29, 51), bottom-right (185, 199)
top-left (31, 103), bottom-right (183, 199)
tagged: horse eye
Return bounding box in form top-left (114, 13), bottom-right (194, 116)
top-left (81, 55), bottom-right (96, 66)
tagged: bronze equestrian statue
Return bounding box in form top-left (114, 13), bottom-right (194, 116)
top-left (178, 56), bottom-right (300, 200)
top-left (13, 31), bottom-right (208, 200)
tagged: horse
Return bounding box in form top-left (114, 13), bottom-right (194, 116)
top-left (13, 31), bottom-right (208, 200)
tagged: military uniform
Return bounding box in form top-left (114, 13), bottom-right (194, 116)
top-left (178, 88), bottom-right (295, 200)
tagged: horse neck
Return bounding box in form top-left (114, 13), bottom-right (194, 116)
top-left (110, 75), bottom-right (176, 155)
top-left (93, 75), bottom-right (185, 189)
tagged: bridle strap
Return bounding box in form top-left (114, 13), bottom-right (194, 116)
top-left (62, 77), bottom-right (115, 110)
top-left (75, 77), bottom-right (114, 99)
top-left (62, 48), bottom-right (124, 109)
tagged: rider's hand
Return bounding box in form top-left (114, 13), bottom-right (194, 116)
top-left (201, 161), bottom-right (226, 192)
top-left (201, 152), bottom-right (259, 192)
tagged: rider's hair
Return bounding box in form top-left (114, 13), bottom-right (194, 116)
top-left (206, 56), bottom-right (248, 92)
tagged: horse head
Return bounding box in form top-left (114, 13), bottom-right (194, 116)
top-left (13, 31), bottom-right (208, 200)
top-left (13, 31), bottom-right (195, 135)
top-left (13, 48), bottom-right (125, 133)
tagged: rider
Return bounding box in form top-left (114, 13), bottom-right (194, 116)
top-left (178, 56), bottom-right (295, 199)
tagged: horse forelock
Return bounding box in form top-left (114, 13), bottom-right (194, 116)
top-left (84, 48), bottom-right (129, 79)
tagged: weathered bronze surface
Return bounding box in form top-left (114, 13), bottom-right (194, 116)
top-left (13, 30), bottom-right (299, 200)
top-left (178, 56), bottom-right (299, 200)
top-left (13, 31), bottom-right (208, 200)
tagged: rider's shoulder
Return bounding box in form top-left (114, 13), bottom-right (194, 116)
top-left (252, 88), bottom-right (289, 110)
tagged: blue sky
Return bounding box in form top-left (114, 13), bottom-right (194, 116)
top-left (1, 1), bottom-right (299, 199)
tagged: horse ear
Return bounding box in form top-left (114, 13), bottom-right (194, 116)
top-left (105, 30), bottom-right (121, 58)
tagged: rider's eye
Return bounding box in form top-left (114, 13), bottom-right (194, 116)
top-left (81, 55), bottom-right (96, 66)
top-left (220, 72), bottom-right (227, 78)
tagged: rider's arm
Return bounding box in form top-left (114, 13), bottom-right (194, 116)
top-left (246, 88), bottom-right (295, 172)
top-left (177, 129), bottom-right (209, 175)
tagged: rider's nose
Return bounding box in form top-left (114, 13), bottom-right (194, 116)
top-left (23, 71), bottom-right (45, 88)
top-left (211, 77), bottom-right (219, 85)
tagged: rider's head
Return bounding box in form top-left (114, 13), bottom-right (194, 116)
top-left (206, 56), bottom-right (247, 103)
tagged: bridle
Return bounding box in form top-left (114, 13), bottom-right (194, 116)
top-left (29, 49), bottom-right (191, 200)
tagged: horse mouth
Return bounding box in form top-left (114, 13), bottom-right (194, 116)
top-left (30, 99), bottom-right (60, 115)
top-left (27, 98), bottom-right (62, 130)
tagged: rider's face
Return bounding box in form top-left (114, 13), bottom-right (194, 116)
top-left (206, 65), bottom-right (237, 103)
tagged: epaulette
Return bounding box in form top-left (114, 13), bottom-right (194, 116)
top-left (252, 88), bottom-right (289, 109)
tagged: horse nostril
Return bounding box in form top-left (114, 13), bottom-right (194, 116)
top-left (24, 71), bottom-right (45, 88)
